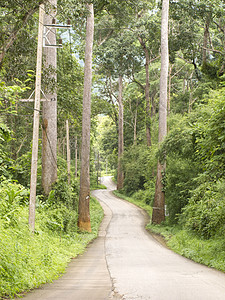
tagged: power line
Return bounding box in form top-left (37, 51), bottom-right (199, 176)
top-left (17, 100), bottom-right (42, 113)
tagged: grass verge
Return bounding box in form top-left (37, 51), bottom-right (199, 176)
top-left (0, 197), bottom-right (103, 299)
top-left (114, 191), bottom-right (225, 273)
top-left (147, 224), bottom-right (225, 273)
top-left (113, 190), bottom-right (153, 216)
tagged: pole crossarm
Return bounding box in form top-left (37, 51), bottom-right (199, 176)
top-left (20, 89), bottom-right (56, 102)
top-left (20, 98), bottom-right (56, 102)
top-left (43, 23), bottom-right (72, 48)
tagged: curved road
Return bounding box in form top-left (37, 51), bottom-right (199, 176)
top-left (22, 176), bottom-right (225, 300)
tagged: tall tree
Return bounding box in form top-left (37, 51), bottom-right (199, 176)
top-left (152, 0), bottom-right (169, 224)
top-left (117, 75), bottom-right (124, 190)
top-left (42, 0), bottom-right (58, 195)
top-left (78, 3), bottom-right (94, 232)
top-left (134, 9), bottom-right (161, 147)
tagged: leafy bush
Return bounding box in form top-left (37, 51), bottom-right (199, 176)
top-left (49, 175), bottom-right (79, 209)
top-left (194, 88), bottom-right (225, 180)
top-left (0, 122), bottom-right (13, 180)
top-left (122, 144), bottom-right (157, 195)
top-left (159, 114), bottom-right (201, 223)
top-left (132, 180), bottom-right (155, 206)
top-left (181, 180), bottom-right (225, 238)
top-left (36, 175), bottom-right (80, 234)
top-left (0, 180), bottom-right (29, 227)
top-left (165, 157), bottom-right (199, 223)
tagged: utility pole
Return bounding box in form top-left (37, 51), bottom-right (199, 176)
top-left (28, 2), bottom-right (71, 232)
top-left (66, 120), bottom-right (71, 185)
top-left (29, 4), bottom-right (45, 232)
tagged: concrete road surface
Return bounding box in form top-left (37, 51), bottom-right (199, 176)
top-left (21, 176), bottom-right (225, 300)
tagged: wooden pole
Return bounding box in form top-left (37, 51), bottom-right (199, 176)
top-left (29, 4), bottom-right (45, 232)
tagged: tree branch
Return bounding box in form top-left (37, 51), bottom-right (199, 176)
top-left (202, 47), bottom-right (223, 55)
top-left (0, 3), bottom-right (43, 64)
top-left (98, 29), bottom-right (114, 46)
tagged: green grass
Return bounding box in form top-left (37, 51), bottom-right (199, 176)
top-left (0, 197), bottom-right (103, 299)
top-left (114, 191), bottom-right (225, 273)
top-left (90, 183), bottom-right (107, 190)
top-left (147, 224), bottom-right (225, 273)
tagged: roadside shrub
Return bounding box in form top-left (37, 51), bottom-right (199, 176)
top-left (180, 180), bottom-right (225, 238)
top-left (165, 157), bottom-right (199, 223)
top-left (39, 176), bottom-right (80, 234)
top-left (159, 114), bottom-right (201, 223)
top-left (132, 181), bottom-right (155, 206)
top-left (122, 144), bottom-right (157, 195)
top-left (37, 205), bottom-right (78, 234)
top-left (49, 175), bottom-right (79, 210)
top-left (0, 180), bottom-right (29, 227)
top-left (0, 122), bottom-right (13, 179)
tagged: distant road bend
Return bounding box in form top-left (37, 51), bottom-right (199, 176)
top-left (21, 176), bottom-right (225, 300)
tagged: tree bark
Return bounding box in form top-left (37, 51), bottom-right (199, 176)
top-left (133, 104), bottom-right (138, 145)
top-left (42, 0), bottom-right (57, 196)
top-left (203, 18), bottom-right (210, 64)
top-left (66, 120), bottom-right (71, 185)
top-left (152, 0), bottom-right (169, 224)
top-left (138, 37), bottom-right (151, 147)
top-left (75, 136), bottom-right (78, 178)
top-left (168, 64), bottom-right (173, 115)
top-left (78, 3), bottom-right (94, 232)
top-left (117, 75), bottom-right (124, 190)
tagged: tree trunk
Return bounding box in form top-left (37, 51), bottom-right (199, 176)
top-left (145, 53), bottom-right (152, 147)
top-left (66, 120), bottom-right (71, 185)
top-left (78, 3), bottom-right (94, 232)
top-left (42, 0), bottom-right (57, 196)
top-left (62, 137), bottom-right (65, 159)
top-left (133, 104), bottom-right (138, 145)
top-left (203, 19), bottom-right (210, 64)
top-left (152, 0), bottom-right (169, 224)
top-left (117, 75), bottom-right (124, 190)
top-left (168, 64), bottom-right (173, 115)
top-left (138, 37), bottom-right (151, 147)
top-left (75, 136), bottom-right (78, 178)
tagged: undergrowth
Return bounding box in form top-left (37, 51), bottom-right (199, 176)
top-left (0, 196), bottom-right (103, 299)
